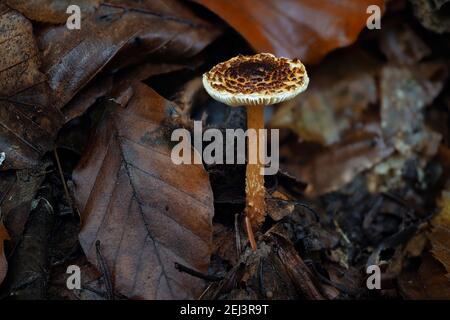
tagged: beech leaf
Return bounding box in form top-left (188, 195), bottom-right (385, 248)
top-left (5, 0), bottom-right (100, 24)
top-left (73, 83), bottom-right (214, 299)
top-left (36, 0), bottom-right (222, 110)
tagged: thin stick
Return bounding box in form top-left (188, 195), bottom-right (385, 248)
top-left (197, 283), bottom-right (214, 300)
top-left (53, 148), bottom-right (75, 214)
top-left (245, 105), bottom-right (265, 250)
top-left (95, 240), bottom-right (114, 300)
top-left (245, 216), bottom-right (257, 251)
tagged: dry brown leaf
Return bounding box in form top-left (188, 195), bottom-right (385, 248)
top-left (5, 0), bottom-right (100, 23)
top-left (61, 76), bottom-right (114, 123)
top-left (73, 83), bottom-right (214, 299)
top-left (192, 0), bottom-right (385, 64)
top-left (0, 4), bottom-right (64, 170)
top-left (429, 191), bottom-right (450, 277)
top-left (36, 0), bottom-right (222, 110)
top-left (399, 254), bottom-right (450, 299)
top-left (62, 62), bottom-right (189, 123)
top-left (0, 223), bottom-right (9, 285)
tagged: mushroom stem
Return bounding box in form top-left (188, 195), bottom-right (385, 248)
top-left (245, 105), bottom-right (266, 240)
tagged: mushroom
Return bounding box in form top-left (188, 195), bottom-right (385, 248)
top-left (203, 53), bottom-right (309, 250)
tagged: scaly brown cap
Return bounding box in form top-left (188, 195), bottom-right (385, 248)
top-left (203, 53), bottom-right (309, 107)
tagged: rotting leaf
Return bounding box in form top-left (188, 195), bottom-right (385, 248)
top-left (62, 62), bottom-right (190, 123)
top-left (73, 83), bottom-right (215, 299)
top-left (5, 0), bottom-right (100, 24)
top-left (0, 223), bottom-right (9, 286)
top-left (61, 76), bottom-right (113, 124)
top-left (37, 0), bottom-right (222, 110)
top-left (192, 0), bottom-right (385, 64)
top-left (0, 168), bottom-right (46, 242)
top-left (0, 4), bottom-right (64, 170)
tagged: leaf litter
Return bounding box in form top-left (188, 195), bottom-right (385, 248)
top-left (1, 0), bottom-right (450, 300)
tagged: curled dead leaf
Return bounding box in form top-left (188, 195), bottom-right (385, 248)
top-left (5, 0), bottom-right (100, 24)
top-left (37, 0), bottom-right (222, 110)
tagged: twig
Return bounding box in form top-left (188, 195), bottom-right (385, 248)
top-left (197, 283), bottom-right (214, 300)
top-left (95, 240), bottom-right (114, 300)
top-left (304, 259), bottom-right (356, 296)
top-left (234, 214), bottom-right (242, 256)
top-left (174, 262), bottom-right (223, 282)
top-left (53, 148), bottom-right (76, 215)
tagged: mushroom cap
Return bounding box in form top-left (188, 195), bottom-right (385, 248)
top-left (203, 53), bottom-right (309, 107)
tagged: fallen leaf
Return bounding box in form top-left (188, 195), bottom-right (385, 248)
top-left (271, 48), bottom-right (380, 145)
top-left (61, 76), bottom-right (113, 123)
top-left (73, 83), bottom-right (214, 299)
top-left (5, 0), bottom-right (100, 24)
top-left (37, 0), bottom-right (222, 110)
top-left (0, 4), bottom-right (64, 169)
top-left (399, 254), bottom-right (450, 299)
top-left (429, 190), bottom-right (450, 277)
top-left (47, 256), bottom-right (106, 300)
top-left (0, 168), bottom-right (46, 241)
top-left (212, 223), bottom-right (238, 266)
top-left (62, 62), bottom-right (190, 123)
top-left (0, 223), bottom-right (9, 285)
top-left (192, 0), bottom-right (385, 64)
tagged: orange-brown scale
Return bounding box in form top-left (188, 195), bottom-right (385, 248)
top-left (205, 54), bottom-right (306, 95)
